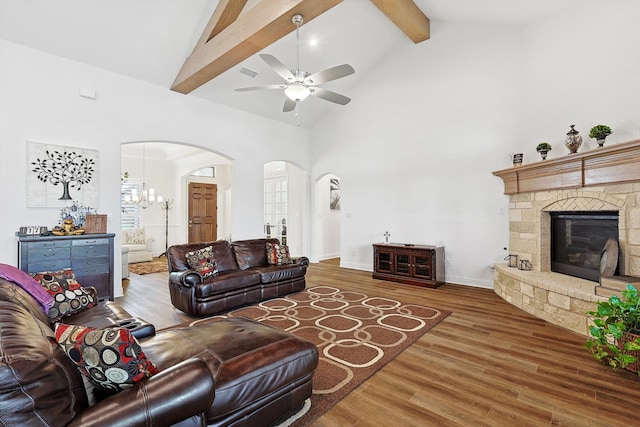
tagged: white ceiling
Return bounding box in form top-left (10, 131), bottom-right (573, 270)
top-left (0, 0), bottom-right (583, 128)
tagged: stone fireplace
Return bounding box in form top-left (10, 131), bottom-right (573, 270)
top-left (492, 139), bottom-right (640, 336)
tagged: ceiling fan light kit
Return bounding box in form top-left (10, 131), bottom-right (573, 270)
top-left (234, 13), bottom-right (355, 114)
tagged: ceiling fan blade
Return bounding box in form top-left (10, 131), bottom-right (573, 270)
top-left (283, 98), bottom-right (296, 112)
top-left (234, 84), bottom-right (286, 92)
top-left (310, 87), bottom-right (351, 105)
top-left (304, 64), bottom-right (355, 85)
top-left (259, 54), bottom-right (295, 82)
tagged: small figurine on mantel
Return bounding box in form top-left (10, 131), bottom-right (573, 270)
top-left (51, 218), bottom-right (84, 236)
top-left (383, 231), bottom-right (390, 244)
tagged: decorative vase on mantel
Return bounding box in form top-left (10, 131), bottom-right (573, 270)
top-left (536, 142), bottom-right (552, 160)
top-left (589, 124), bottom-right (612, 148)
top-left (565, 124), bottom-right (582, 154)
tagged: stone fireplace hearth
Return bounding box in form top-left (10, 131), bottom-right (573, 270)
top-left (492, 139), bottom-right (640, 336)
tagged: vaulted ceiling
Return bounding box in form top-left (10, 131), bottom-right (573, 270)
top-left (0, 0), bottom-right (582, 128)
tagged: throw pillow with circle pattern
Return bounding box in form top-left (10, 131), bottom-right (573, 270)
top-left (266, 243), bottom-right (292, 265)
top-left (32, 269), bottom-right (95, 322)
top-left (185, 245), bottom-right (218, 278)
top-left (55, 323), bottom-right (159, 394)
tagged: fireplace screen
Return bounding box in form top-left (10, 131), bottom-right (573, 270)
top-left (550, 211), bottom-right (618, 282)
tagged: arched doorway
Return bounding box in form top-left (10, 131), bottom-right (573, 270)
top-left (121, 142), bottom-right (232, 255)
top-left (263, 161), bottom-right (306, 257)
top-left (312, 174), bottom-right (342, 262)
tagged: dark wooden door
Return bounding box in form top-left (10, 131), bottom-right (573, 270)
top-left (188, 183), bottom-right (217, 243)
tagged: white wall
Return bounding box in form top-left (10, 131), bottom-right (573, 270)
top-left (310, 1), bottom-right (640, 288)
top-left (0, 40), bottom-right (310, 297)
top-left (519, 1), bottom-right (640, 157)
top-left (311, 21), bottom-right (521, 287)
top-left (312, 174), bottom-right (342, 262)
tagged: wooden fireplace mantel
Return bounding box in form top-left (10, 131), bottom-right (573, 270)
top-left (492, 139), bottom-right (640, 195)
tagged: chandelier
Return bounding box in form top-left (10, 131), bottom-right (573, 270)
top-left (123, 143), bottom-right (163, 209)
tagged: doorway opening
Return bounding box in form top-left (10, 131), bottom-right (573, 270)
top-left (121, 142), bottom-right (232, 256)
top-left (264, 161), bottom-right (305, 256)
top-left (313, 174), bottom-right (342, 263)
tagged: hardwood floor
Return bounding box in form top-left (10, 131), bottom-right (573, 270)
top-left (117, 260), bottom-right (638, 426)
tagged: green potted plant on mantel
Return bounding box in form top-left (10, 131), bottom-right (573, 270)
top-left (584, 284), bottom-right (640, 375)
top-left (536, 142), bottom-right (552, 160)
top-left (588, 124), bottom-right (612, 147)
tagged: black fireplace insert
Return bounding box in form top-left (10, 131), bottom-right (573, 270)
top-left (550, 211), bottom-right (619, 282)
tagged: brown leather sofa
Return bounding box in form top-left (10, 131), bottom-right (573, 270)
top-left (0, 276), bottom-right (318, 426)
top-left (167, 238), bottom-right (308, 316)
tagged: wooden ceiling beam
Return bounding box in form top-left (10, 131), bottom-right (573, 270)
top-left (196, 0), bottom-right (249, 48)
top-left (171, 0), bottom-right (343, 94)
top-left (369, 0), bottom-right (430, 43)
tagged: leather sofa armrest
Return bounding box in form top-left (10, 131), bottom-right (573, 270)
top-left (68, 358), bottom-right (215, 427)
top-left (293, 256), bottom-right (310, 267)
top-left (169, 270), bottom-right (202, 288)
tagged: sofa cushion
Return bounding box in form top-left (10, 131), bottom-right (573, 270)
top-left (123, 228), bottom-right (145, 244)
top-left (252, 264), bottom-right (307, 284)
top-left (141, 317), bottom-right (318, 424)
top-left (195, 270), bottom-right (262, 298)
top-left (168, 240), bottom-right (239, 273)
top-left (122, 243), bottom-right (147, 252)
top-left (0, 263), bottom-right (54, 312)
top-left (55, 323), bottom-right (159, 393)
top-left (32, 269), bottom-right (95, 322)
top-left (232, 238), bottom-right (279, 270)
top-left (266, 243), bottom-right (292, 265)
top-left (185, 245), bottom-right (218, 278)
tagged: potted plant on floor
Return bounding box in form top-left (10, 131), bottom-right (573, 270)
top-left (584, 284), bottom-right (640, 375)
top-left (536, 142), bottom-right (552, 160)
top-left (588, 124), bottom-right (612, 147)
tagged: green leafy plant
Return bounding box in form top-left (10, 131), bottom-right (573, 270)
top-left (584, 284), bottom-right (640, 374)
top-left (589, 124), bottom-right (612, 139)
top-left (536, 142), bottom-right (552, 151)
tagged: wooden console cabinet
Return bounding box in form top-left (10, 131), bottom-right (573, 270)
top-left (373, 243), bottom-right (445, 288)
top-left (17, 233), bottom-right (115, 300)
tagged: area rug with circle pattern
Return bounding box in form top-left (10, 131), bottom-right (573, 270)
top-left (189, 285), bottom-right (451, 426)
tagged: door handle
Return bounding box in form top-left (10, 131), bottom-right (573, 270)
top-left (188, 219), bottom-right (192, 228)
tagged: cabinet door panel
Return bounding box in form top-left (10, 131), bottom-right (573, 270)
top-left (394, 254), bottom-right (411, 275)
top-left (376, 251), bottom-right (393, 273)
top-left (414, 255), bottom-right (432, 279)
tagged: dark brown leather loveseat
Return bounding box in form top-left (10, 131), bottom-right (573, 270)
top-left (0, 273), bottom-right (318, 426)
top-left (167, 238), bottom-right (308, 316)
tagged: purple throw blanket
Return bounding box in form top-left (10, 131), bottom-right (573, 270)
top-left (0, 263), bottom-right (53, 313)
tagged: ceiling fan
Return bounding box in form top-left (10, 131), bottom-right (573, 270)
top-left (235, 14), bottom-right (355, 113)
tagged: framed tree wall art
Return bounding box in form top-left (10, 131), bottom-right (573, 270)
top-left (26, 141), bottom-right (99, 208)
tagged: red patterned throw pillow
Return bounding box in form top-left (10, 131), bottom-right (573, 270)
top-left (32, 269), bottom-right (95, 322)
top-left (185, 245), bottom-right (218, 278)
top-left (266, 243), bottom-right (292, 265)
top-left (55, 323), bottom-right (159, 393)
